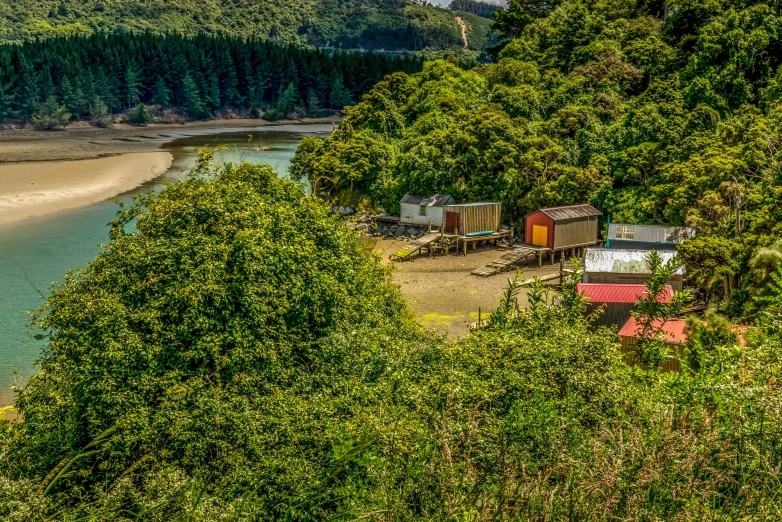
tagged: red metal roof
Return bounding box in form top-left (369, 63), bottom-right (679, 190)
top-left (577, 283), bottom-right (674, 304)
top-left (618, 317), bottom-right (689, 344)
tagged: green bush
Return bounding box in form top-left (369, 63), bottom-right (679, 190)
top-left (125, 103), bottom-right (150, 125)
top-left (31, 96), bottom-right (71, 129)
top-left (261, 108), bottom-right (286, 121)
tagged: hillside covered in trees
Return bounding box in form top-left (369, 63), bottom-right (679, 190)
top-left (0, 0), bottom-right (495, 52)
top-left (1, 156), bottom-right (782, 520)
top-left (0, 33), bottom-right (424, 125)
top-left (292, 0), bottom-right (782, 316)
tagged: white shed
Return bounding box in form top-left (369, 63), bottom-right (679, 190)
top-left (399, 193), bottom-right (456, 227)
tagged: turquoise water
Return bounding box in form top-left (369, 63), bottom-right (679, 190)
top-left (0, 125), bottom-right (329, 406)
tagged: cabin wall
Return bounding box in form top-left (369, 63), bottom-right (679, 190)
top-left (608, 240), bottom-right (678, 251)
top-left (400, 203), bottom-right (445, 226)
top-left (525, 211), bottom-right (554, 248)
top-left (620, 336), bottom-right (683, 372)
top-left (445, 203), bottom-right (502, 235)
top-left (584, 272), bottom-right (683, 290)
top-left (587, 302), bottom-right (635, 329)
top-left (553, 216), bottom-right (599, 249)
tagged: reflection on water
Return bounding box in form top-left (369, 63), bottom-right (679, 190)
top-left (0, 125), bottom-right (328, 406)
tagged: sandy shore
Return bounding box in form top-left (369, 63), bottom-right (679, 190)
top-left (0, 118), bottom-right (338, 227)
top-left (0, 152), bottom-right (173, 226)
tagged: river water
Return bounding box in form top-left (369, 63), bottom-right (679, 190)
top-left (0, 124), bottom-right (330, 407)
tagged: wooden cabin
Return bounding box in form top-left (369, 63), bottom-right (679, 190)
top-left (577, 283), bottom-right (674, 328)
top-left (619, 317), bottom-right (689, 372)
top-left (399, 193), bottom-right (456, 227)
top-left (607, 223), bottom-right (696, 251)
top-left (443, 202), bottom-right (502, 236)
top-left (525, 204), bottom-right (602, 251)
top-left (583, 249), bottom-right (685, 290)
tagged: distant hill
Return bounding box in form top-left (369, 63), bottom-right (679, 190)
top-left (0, 0), bottom-right (495, 51)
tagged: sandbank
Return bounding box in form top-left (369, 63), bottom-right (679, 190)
top-left (0, 152), bottom-right (173, 226)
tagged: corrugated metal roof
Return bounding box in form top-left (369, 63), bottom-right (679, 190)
top-left (528, 204), bottom-right (602, 221)
top-left (400, 193), bottom-right (455, 207)
top-left (444, 202), bottom-right (501, 208)
top-left (608, 223), bottom-right (696, 244)
top-left (619, 317), bottom-right (688, 344)
top-left (577, 283), bottom-right (674, 304)
top-left (585, 249), bottom-right (686, 276)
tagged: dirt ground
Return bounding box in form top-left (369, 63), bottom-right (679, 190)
top-left (376, 239), bottom-right (573, 337)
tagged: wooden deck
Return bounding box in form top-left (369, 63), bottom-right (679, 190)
top-left (389, 234), bottom-right (443, 261)
top-left (471, 246), bottom-right (551, 277)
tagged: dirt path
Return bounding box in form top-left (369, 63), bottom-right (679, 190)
top-left (377, 239), bottom-right (572, 337)
top-left (455, 16), bottom-right (469, 49)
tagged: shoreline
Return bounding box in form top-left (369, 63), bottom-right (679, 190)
top-left (0, 152), bottom-right (173, 227)
top-left (0, 118), bottom-right (338, 227)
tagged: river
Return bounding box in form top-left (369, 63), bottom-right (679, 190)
top-left (0, 124), bottom-right (330, 407)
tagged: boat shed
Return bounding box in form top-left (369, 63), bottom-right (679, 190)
top-left (607, 223), bottom-right (696, 251)
top-left (577, 283), bottom-right (674, 328)
top-left (619, 317), bottom-right (689, 372)
top-left (399, 193), bottom-right (456, 227)
top-left (583, 249), bottom-right (685, 290)
top-left (525, 204), bottom-right (602, 251)
top-left (443, 202), bottom-right (502, 236)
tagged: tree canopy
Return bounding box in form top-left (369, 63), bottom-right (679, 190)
top-left (291, 0), bottom-right (782, 315)
top-left (0, 0), bottom-right (495, 52)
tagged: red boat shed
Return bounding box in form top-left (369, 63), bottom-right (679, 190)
top-left (525, 204), bottom-right (602, 251)
top-left (577, 283), bottom-right (674, 328)
top-left (619, 317), bottom-right (689, 372)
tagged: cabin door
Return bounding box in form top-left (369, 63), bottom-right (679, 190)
top-left (445, 212), bottom-right (460, 235)
top-left (531, 225), bottom-right (548, 247)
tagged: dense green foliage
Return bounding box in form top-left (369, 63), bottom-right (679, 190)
top-left (292, 0), bottom-right (782, 314)
top-left (0, 33), bottom-right (423, 122)
top-left (449, 0), bottom-right (500, 18)
top-left (1, 168), bottom-right (781, 518)
top-left (0, 0), bottom-right (494, 52)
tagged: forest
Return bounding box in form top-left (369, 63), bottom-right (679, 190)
top-left (1, 155), bottom-right (781, 520)
top-left (292, 0), bottom-right (782, 318)
top-left (2, 0), bottom-right (782, 520)
top-left (0, 0), bottom-right (495, 52)
top-left (0, 33), bottom-right (424, 124)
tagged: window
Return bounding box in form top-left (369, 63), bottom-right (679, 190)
top-left (615, 225), bottom-right (636, 240)
top-left (420, 205), bottom-right (427, 216)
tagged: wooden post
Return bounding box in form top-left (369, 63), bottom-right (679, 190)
top-left (538, 251), bottom-right (542, 268)
top-left (428, 221), bottom-right (432, 233)
top-left (560, 256), bottom-right (565, 282)
top-left (478, 308), bottom-right (481, 327)
top-left (464, 239), bottom-right (467, 256)
top-left (550, 250), bottom-right (554, 265)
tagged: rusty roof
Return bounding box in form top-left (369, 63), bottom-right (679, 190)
top-left (528, 204), bottom-right (603, 221)
top-left (618, 317), bottom-right (688, 344)
top-left (577, 283), bottom-right (673, 304)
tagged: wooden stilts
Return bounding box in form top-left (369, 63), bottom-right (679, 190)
top-left (538, 251), bottom-right (542, 268)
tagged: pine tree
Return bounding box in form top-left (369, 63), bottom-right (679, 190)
top-left (306, 87), bottom-right (321, 116)
top-left (276, 81), bottom-right (297, 115)
top-left (153, 78), bottom-right (170, 108)
top-left (330, 73), bottom-right (345, 110)
top-left (183, 74), bottom-right (207, 119)
top-left (123, 62), bottom-right (142, 110)
top-left (89, 97), bottom-right (111, 127)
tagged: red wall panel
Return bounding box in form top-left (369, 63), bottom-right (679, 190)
top-left (525, 211), bottom-right (555, 248)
